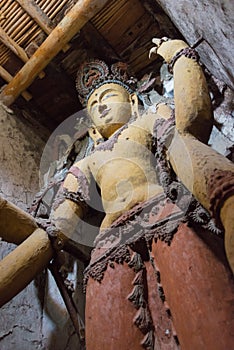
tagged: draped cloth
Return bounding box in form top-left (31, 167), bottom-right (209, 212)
top-left (84, 193), bottom-right (234, 350)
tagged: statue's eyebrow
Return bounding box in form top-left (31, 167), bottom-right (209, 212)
top-left (100, 88), bottom-right (115, 101)
top-left (89, 88), bottom-right (118, 109)
top-left (89, 99), bottom-right (97, 109)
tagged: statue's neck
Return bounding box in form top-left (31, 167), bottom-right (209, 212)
top-left (98, 123), bottom-right (126, 139)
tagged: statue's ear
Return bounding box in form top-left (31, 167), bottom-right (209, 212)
top-left (88, 125), bottom-right (104, 145)
top-left (130, 93), bottom-right (139, 118)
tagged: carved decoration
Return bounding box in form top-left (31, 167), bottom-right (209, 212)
top-left (208, 169), bottom-right (234, 227)
top-left (76, 59), bottom-right (138, 106)
top-left (84, 194), bottom-right (183, 289)
top-left (168, 47), bottom-right (200, 73)
top-left (52, 166), bottom-right (90, 212)
top-left (28, 177), bottom-right (65, 217)
top-left (127, 258), bottom-right (155, 350)
top-left (153, 114), bottom-right (223, 236)
top-left (94, 124), bottom-right (129, 152)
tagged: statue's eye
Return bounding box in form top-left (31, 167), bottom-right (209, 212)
top-left (102, 93), bottom-right (118, 101)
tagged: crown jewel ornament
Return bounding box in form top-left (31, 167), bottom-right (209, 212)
top-left (76, 59), bottom-right (138, 106)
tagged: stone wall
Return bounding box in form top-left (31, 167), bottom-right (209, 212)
top-left (0, 104), bottom-right (84, 349)
top-left (156, 0), bottom-right (234, 90)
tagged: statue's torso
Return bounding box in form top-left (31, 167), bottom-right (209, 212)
top-left (88, 118), bottom-right (163, 228)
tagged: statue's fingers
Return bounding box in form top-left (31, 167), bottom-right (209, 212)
top-left (149, 37), bottom-right (170, 58)
top-left (152, 38), bottom-right (161, 46)
top-left (149, 47), bottom-right (158, 58)
top-left (151, 37), bottom-right (170, 53)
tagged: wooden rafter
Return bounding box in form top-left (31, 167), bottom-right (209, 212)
top-left (16, 0), bottom-right (54, 35)
top-left (0, 0), bottom-right (110, 107)
top-left (15, 0), bottom-right (70, 52)
top-left (0, 65), bottom-right (32, 101)
top-left (0, 25), bottom-right (45, 79)
top-left (0, 25), bottom-right (28, 62)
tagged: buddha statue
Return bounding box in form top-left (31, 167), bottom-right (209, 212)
top-left (0, 38), bottom-right (233, 350)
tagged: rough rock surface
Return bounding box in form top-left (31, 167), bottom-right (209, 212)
top-left (0, 104), bottom-right (84, 349)
top-left (156, 0), bottom-right (234, 89)
top-left (0, 103), bottom-right (45, 349)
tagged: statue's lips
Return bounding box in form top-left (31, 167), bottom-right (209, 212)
top-left (100, 108), bottom-right (111, 118)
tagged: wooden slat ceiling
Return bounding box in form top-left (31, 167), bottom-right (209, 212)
top-left (0, 0), bottom-right (181, 131)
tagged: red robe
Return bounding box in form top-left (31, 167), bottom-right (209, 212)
top-left (84, 194), bottom-right (234, 350)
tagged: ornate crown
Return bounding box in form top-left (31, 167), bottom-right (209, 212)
top-left (76, 59), bottom-right (138, 106)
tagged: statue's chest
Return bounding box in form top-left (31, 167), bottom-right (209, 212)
top-left (95, 124), bottom-right (152, 153)
top-left (89, 124), bottom-right (154, 174)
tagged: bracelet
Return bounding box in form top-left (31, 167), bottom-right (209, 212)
top-left (168, 47), bottom-right (200, 73)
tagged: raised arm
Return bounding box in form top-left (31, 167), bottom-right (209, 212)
top-left (150, 38), bottom-right (234, 272)
top-left (150, 38), bottom-right (213, 143)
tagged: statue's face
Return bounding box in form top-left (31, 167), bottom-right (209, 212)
top-left (87, 83), bottom-right (132, 138)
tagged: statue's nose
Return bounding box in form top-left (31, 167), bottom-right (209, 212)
top-left (98, 104), bottom-right (107, 114)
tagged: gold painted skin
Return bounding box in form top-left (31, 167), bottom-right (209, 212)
top-left (51, 40), bottom-right (234, 271)
top-left (51, 84), bottom-right (165, 232)
top-left (154, 39), bottom-right (234, 272)
top-left (87, 84), bottom-right (133, 138)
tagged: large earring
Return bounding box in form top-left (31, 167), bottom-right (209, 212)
top-left (130, 93), bottom-right (139, 120)
top-left (88, 125), bottom-right (104, 146)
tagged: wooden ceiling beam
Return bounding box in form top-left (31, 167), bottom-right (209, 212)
top-left (0, 0), bottom-right (110, 107)
top-left (0, 25), bottom-right (45, 79)
top-left (81, 21), bottom-right (121, 62)
top-left (16, 0), bottom-right (54, 35)
top-left (0, 25), bottom-right (29, 63)
top-left (0, 65), bottom-right (32, 101)
top-left (16, 0), bottom-right (70, 52)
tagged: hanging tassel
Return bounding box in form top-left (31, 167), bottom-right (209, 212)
top-left (128, 284), bottom-right (146, 309)
top-left (134, 306), bottom-right (153, 335)
top-left (128, 252), bottom-right (144, 272)
top-left (141, 330), bottom-right (155, 350)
